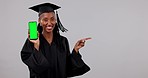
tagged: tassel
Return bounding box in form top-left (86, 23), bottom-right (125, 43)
top-left (56, 11), bottom-right (68, 32)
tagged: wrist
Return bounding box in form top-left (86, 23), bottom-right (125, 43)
top-left (74, 48), bottom-right (79, 53)
top-left (34, 43), bottom-right (39, 51)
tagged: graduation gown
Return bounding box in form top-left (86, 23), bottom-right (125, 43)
top-left (21, 34), bottom-right (90, 78)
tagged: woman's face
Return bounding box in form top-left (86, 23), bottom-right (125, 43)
top-left (39, 12), bottom-right (56, 33)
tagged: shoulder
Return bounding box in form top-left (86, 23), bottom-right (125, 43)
top-left (59, 35), bottom-right (70, 45)
top-left (59, 35), bottom-right (66, 39)
top-left (59, 35), bottom-right (68, 41)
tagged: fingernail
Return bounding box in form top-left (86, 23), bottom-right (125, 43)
top-left (82, 40), bottom-right (85, 42)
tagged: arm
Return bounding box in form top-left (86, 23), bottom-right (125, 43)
top-left (67, 50), bottom-right (90, 77)
top-left (21, 39), bottom-right (49, 74)
top-left (64, 37), bottom-right (90, 77)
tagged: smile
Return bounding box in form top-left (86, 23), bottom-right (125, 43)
top-left (46, 26), bottom-right (53, 30)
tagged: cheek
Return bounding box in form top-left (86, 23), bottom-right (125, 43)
top-left (39, 22), bottom-right (46, 29)
top-left (52, 21), bottom-right (56, 25)
top-left (40, 20), bottom-right (47, 25)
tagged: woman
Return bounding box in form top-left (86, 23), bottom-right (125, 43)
top-left (21, 3), bottom-right (91, 78)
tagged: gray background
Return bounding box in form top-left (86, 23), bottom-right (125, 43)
top-left (0, 0), bottom-right (148, 78)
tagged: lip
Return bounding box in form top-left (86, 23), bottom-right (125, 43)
top-left (46, 26), bottom-right (53, 30)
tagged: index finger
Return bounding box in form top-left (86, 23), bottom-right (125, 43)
top-left (81, 37), bottom-right (92, 41)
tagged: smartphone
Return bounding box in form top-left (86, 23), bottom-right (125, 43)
top-left (28, 21), bottom-right (38, 40)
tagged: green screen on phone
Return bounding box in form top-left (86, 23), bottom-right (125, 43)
top-left (28, 21), bottom-right (38, 40)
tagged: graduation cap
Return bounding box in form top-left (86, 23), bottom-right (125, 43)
top-left (29, 3), bottom-right (68, 32)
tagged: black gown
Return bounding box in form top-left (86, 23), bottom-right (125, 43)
top-left (21, 34), bottom-right (90, 78)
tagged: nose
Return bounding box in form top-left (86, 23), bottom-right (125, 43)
top-left (46, 20), bottom-right (52, 26)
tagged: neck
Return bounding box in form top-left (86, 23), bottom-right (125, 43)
top-left (42, 31), bottom-right (53, 44)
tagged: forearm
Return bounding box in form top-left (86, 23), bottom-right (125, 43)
top-left (21, 50), bottom-right (49, 74)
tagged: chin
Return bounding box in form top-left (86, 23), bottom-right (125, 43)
top-left (46, 29), bottom-right (53, 33)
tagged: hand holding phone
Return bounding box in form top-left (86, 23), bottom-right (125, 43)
top-left (28, 21), bottom-right (40, 50)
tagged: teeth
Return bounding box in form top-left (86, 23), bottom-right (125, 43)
top-left (46, 26), bottom-right (52, 29)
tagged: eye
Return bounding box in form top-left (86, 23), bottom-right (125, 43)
top-left (42, 18), bottom-right (48, 22)
top-left (51, 17), bottom-right (56, 21)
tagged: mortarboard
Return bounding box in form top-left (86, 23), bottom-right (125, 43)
top-left (29, 3), bottom-right (68, 32)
